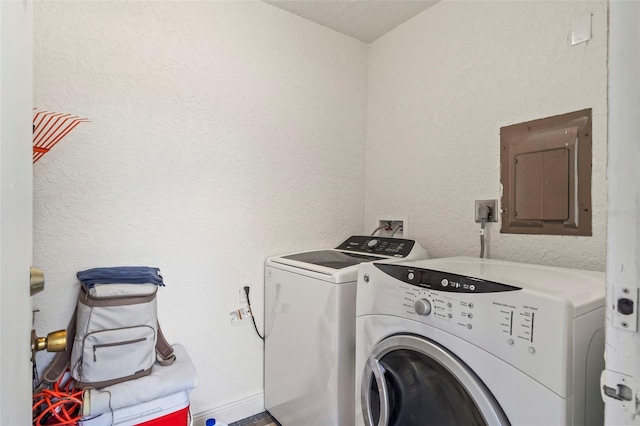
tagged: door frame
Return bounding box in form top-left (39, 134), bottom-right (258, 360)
top-left (0, 0), bottom-right (33, 424)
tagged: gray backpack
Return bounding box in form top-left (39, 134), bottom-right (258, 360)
top-left (41, 267), bottom-right (175, 389)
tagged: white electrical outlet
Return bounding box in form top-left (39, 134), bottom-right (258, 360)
top-left (239, 285), bottom-right (248, 303)
top-left (374, 215), bottom-right (409, 238)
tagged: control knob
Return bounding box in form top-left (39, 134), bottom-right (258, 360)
top-left (367, 239), bottom-right (379, 248)
top-left (414, 299), bottom-right (432, 316)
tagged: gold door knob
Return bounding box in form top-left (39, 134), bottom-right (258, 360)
top-left (30, 267), bottom-right (45, 296)
top-left (31, 329), bottom-right (67, 361)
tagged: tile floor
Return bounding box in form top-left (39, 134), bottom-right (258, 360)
top-left (229, 411), bottom-right (280, 426)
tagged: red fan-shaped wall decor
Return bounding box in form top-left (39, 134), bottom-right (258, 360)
top-left (32, 108), bottom-right (90, 163)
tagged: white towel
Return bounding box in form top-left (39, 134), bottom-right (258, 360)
top-left (83, 344), bottom-right (197, 416)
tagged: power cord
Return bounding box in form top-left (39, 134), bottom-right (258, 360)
top-left (244, 286), bottom-right (264, 340)
top-left (478, 204), bottom-right (491, 258)
top-left (32, 370), bottom-right (82, 426)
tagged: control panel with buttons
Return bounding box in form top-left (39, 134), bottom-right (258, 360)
top-left (335, 236), bottom-right (415, 257)
top-left (374, 263), bottom-right (522, 293)
top-left (362, 262), bottom-right (552, 368)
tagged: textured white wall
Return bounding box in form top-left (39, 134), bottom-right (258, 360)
top-left (32, 1), bottom-right (366, 421)
top-left (33, 0), bottom-right (610, 421)
top-left (366, 0), bottom-right (608, 271)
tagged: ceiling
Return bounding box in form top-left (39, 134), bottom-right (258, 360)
top-left (263, 0), bottom-right (440, 43)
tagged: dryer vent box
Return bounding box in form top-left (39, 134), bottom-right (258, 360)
top-left (500, 109), bottom-right (592, 236)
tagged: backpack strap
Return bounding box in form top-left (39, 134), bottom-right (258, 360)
top-left (37, 309), bottom-right (77, 390)
top-left (155, 322), bottom-right (176, 366)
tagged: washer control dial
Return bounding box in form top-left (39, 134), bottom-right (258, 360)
top-left (367, 239), bottom-right (379, 248)
top-left (414, 299), bottom-right (432, 316)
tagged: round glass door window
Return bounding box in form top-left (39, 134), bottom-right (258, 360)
top-left (362, 335), bottom-right (509, 426)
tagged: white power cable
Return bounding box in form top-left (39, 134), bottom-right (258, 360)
top-left (479, 219), bottom-right (487, 258)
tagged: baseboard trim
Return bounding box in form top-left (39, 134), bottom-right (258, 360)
top-left (192, 392), bottom-right (264, 426)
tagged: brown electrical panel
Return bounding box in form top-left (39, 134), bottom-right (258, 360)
top-left (500, 109), bottom-right (592, 236)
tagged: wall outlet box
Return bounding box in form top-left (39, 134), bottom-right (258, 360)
top-left (374, 215), bottom-right (409, 238)
top-left (475, 200), bottom-right (499, 222)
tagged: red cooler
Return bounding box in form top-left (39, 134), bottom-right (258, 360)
top-left (79, 390), bottom-right (190, 426)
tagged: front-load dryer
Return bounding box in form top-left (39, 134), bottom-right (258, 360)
top-left (355, 257), bottom-right (605, 426)
top-left (264, 236), bottom-right (428, 426)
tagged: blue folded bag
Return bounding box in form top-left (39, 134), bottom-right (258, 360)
top-left (77, 266), bottom-right (165, 288)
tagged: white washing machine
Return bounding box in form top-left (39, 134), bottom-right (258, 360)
top-left (264, 235), bottom-right (428, 426)
top-left (355, 257), bottom-right (606, 426)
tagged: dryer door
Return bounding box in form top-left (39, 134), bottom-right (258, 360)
top-left (361, 334), bottom-right (510, 426)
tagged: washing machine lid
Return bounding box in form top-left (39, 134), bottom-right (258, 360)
top-left (268, 249), bottom-right (387, 282)
top-left (267, 235), bottom-right (428, 283)
top-left (281, 250), bottom-right (383, 270)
